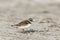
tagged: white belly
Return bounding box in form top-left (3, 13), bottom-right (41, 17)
top-left (18, 24), bottom-right (31, 29)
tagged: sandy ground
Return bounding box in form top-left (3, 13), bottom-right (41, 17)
top-left (0, 0), bottom-right (60, 40)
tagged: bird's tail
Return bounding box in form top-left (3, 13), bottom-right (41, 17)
top-left (11, 24), bottom-right (20, 27)
top-left (11, 25), bottom-right (14, 26)
top-left (11, 24), bottom-right (17, 27)
top-left (11, 24), bottom-right (18, 28)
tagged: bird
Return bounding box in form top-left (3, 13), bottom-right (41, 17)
top-left (11, 18), bottom-right (33, 33)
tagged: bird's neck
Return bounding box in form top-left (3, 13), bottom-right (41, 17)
top-left (28, 20), bottom-right (32, 24)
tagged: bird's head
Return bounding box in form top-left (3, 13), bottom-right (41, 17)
top-left (28, 18), bottom-right (33, 22)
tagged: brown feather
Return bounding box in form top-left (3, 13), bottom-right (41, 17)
top-left (15, 20), bottom-right (31, 26)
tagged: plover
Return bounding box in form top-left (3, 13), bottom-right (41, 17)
top-left (11, 18), bottom-right (33, 33)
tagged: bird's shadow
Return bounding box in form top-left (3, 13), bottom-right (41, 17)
top-left (17, 29), bottom-right (38, 33)
top-left (25, 29), bottom-right (38, 33)
top-left (17, 29), bottom-right (46, 33)
top-left (25, 29), bottom-right (45, 33)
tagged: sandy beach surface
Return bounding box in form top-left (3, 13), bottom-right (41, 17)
top-left (0, 0), bottom-right (60, 40)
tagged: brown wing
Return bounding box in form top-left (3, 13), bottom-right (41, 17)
top-left (15, 20), bottom-right (31, 26)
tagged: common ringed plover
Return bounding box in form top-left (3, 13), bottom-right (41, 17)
top-left (11, 18), bottom-right (33, 33)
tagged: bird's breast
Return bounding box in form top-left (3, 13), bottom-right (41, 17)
top-left (18, 24), bottom-right (31, 29)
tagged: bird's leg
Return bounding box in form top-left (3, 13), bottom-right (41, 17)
top-left (22, 29), bottom-right (24, 32)
top-left (21, 29), bottom-right (26, 33)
